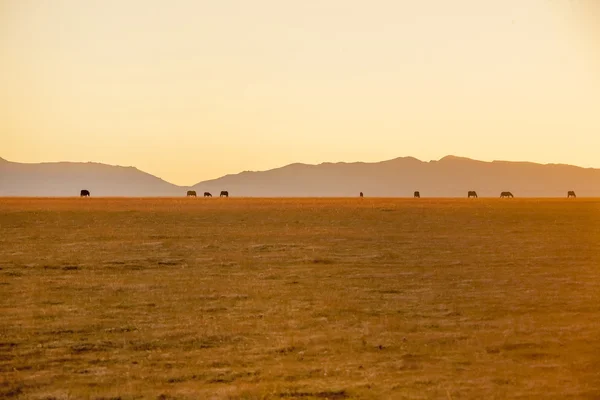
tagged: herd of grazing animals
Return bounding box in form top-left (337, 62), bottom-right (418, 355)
top-left (78, 190), bottom-right (225, 197)
top-left (77, 189), bottom-right (580, 198)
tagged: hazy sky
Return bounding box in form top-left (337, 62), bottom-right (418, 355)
top-left (1, 0), bottom-right (599, 185)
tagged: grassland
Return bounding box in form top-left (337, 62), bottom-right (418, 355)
top-left (1, 198), bottom-right (600, 399)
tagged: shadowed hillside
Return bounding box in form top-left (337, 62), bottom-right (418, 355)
top-left (2, 156), bottom-right (600, 197)
top-left (0, 158), bottom-right (184, 197)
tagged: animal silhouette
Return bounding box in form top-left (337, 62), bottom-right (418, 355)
top-left (468, 191), bottom-right (478, 198)
top-left (220, 191), bottom-right (229, 198)
top-left (204, 192), bottom-right (212, 197)
top-left (567, 191), bottom-right (576, 198)
top-left (187, 190), bottom-right (197, 197)
top-left (500, 191), bottom-right (514, 198)
top-left (414, 191), bottom-right (420, 198)
top-left (80, 189), bottom-right (90, 197)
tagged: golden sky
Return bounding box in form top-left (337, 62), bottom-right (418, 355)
top-left (1, 0), bottom-right (599, 185)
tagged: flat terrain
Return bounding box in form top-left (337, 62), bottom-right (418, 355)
top-left (1, 198), bottom-right (600, 399)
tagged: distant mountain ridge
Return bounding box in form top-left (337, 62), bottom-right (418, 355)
top-left (191, 155), bottom-right (600, 197)
top-left (0, 159), bottom-right (182, 197)
top-left (1, 156), bottom-right (599, 197)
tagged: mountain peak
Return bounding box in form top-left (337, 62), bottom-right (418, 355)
top-left (388, 156), bottom-right (422, 162)
top-left (438, 155), bottom-right (474, 162)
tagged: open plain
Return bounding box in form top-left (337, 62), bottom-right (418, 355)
top-left (1, 197), bottom-right (600, 399)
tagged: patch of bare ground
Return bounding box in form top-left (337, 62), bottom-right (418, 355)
top-left (1, 198), bottom-right (600, 398)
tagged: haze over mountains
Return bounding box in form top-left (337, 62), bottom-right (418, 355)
top-left (1, 155), bottom-right (599, 197)
top-left (0, 157), bottom-right (180, 197)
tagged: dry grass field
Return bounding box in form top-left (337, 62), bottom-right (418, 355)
top-left (1, 198), bottom-right (600, 399)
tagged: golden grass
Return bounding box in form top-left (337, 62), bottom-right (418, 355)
top-left (1, 198), bottom-right (600, 399)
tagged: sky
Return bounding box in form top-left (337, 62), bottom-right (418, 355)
top-left (1, 0), bottom-right (599, 185)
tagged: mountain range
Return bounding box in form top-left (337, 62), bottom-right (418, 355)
top-left (1, 155), bottom-right (599, 197)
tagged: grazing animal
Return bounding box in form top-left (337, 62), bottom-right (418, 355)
top-left (80, 189), bottom-right (90, 197)
top-left (187, 190), bottom-right (197, 197)
top-left (359, 192), bottom-right (364, 198)
top-left (220, 191), bottom-right (229, 198)
top-left (567, 191), bottom-right (576, 198)
top-left (414, 191), bottom-right (420, 198)
top-left (500, 191), bottom-right (514, 198)
top-left (468, 191), bottom-right (478, 198)
top-left (204, 192), bottom-right (212, 197)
